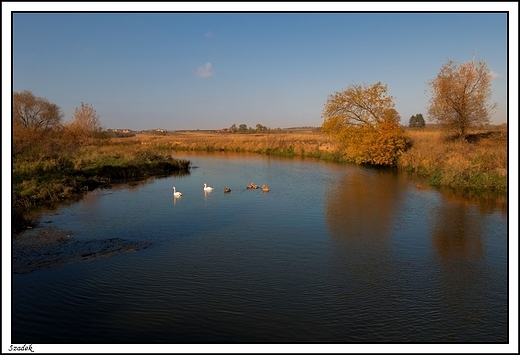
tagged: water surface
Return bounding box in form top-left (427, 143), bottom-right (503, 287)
top-left (12, 152), bottom-right (508, 343)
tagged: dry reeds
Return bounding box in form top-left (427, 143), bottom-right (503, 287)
top-left (398, 128), bottom-right (507, 189)
top-left (116, 132), bottom-right (341, 160)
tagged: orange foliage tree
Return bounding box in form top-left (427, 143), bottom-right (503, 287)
top-left (65, 102), bottom-right (103, 145)
top-left (427, 59), bottom-right (497, 138)
top-left (321, 82), bottom-right (410, 166)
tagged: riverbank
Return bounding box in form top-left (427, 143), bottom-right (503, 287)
top-left (398, 128), bottom-right (507, 189)
top-left (116, 127), bottom-right (508, 190)
top-left (12, 126), bottom-right (507, 233)
top-left (12, 143), bottom-right (191, 233)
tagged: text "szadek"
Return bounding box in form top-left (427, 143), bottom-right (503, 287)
top-left (9, 344), bottom-right (34, 352)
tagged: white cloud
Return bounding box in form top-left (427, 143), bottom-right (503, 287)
top-left (490, 71), bottom-right (503, 80)
top-left (196, 62), bottom-right (214, 78)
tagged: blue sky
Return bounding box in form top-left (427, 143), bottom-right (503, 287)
top-left (6, 4), bottom-right (516, 131)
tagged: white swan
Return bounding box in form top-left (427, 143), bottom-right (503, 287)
top-left (203, 183), bottom-right (214, 191)
top-left (172, 186), bottom-right (182, 197)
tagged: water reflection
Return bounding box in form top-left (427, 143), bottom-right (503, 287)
top-left (12, 154), bottom-right (508, 343)
top-left (428, 189), bottom-right (507, 340)
top-left (431, 198), bottom-right (484, 262)
top-left (172, 196), bottom-right (182, 206)
top-left (324, 167), bottom-right (407, 243)
top-left (438, 187), bottom-right (507, 216)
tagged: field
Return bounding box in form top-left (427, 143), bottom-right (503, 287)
top-left (111, 129), bottom-right (339, 160)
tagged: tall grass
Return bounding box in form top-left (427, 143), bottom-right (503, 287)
top-left (13, 142), bottom-right (191, 230)
top-left (124, 132), bottom-right (344, 161)
top-left (397, 128), bottom-right (507, 189)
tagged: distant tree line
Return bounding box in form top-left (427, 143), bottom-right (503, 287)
top-left (408, 113), bottom-right (425, 128)
top-left (224, 123), bottom-right (283, 134)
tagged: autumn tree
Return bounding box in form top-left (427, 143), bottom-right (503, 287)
top-left (65, 102), bottom-right (103, 144)
top-left (13, 90), bottom-right (63, 131)
top-left (408, 113), bottom-right (425, 128)
top-left (322, 82), bottom-right (410, 166)
top-left (427, 59), bottom-right (497, 138)
top-left (13, 90), bottom-right (64, 156)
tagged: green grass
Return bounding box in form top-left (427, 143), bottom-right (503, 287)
top-left (12, 143), bottom-right (191, 232)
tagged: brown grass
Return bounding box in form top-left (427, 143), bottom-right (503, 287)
top-left (110, 127), bottom-right (508, 190)
top-left (398, 127), bottom-right (507, 189)
top-left (111, 131), bottom-right (339, 159)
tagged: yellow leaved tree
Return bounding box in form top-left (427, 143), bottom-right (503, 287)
top-left (322, 82), bottom-right (410, 166)
top-left (427, 59), bottom-right (497, 139)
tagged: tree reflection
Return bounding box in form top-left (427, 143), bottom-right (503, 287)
top-left (431, 192), bottom-right (485, 262)
top-left (428, 189), bottom-right (507, 334)
top-left (438, 187), bottom-right (507, 216)
top-left (325, 167), bottom-right (406, 244)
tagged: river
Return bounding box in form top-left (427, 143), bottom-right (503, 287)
top-left (10, 152), bottom-right (509, 347)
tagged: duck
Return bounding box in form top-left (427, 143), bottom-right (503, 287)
top-left (261, 185), bottom-right (270, 192)
top-left (224, 187), bottom-right (231, 193)
top-left (172, 186), bottom-right (182, 198)
top-left (203, 183), bottom-right (214, 191)
top-left (246, 182), bottom-right (259, 189)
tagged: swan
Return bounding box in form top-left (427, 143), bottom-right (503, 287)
top-left (203, 183), bottom-right (214, 191)
top-left (224, 187), bottom-right (231, 193)
top-left (261, 185), bottom-right (270, 192)
top-left (172, 186), bottom-right (182, 197)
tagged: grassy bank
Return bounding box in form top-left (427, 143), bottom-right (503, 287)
top-left (13, 143), bottom-right (191, 232)
top-left (128, 131), bottom-right (343, 161)
top-left (397, 128), bottom-right (507, 190)
top-left (116, 128), bottom-right (508, 191)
